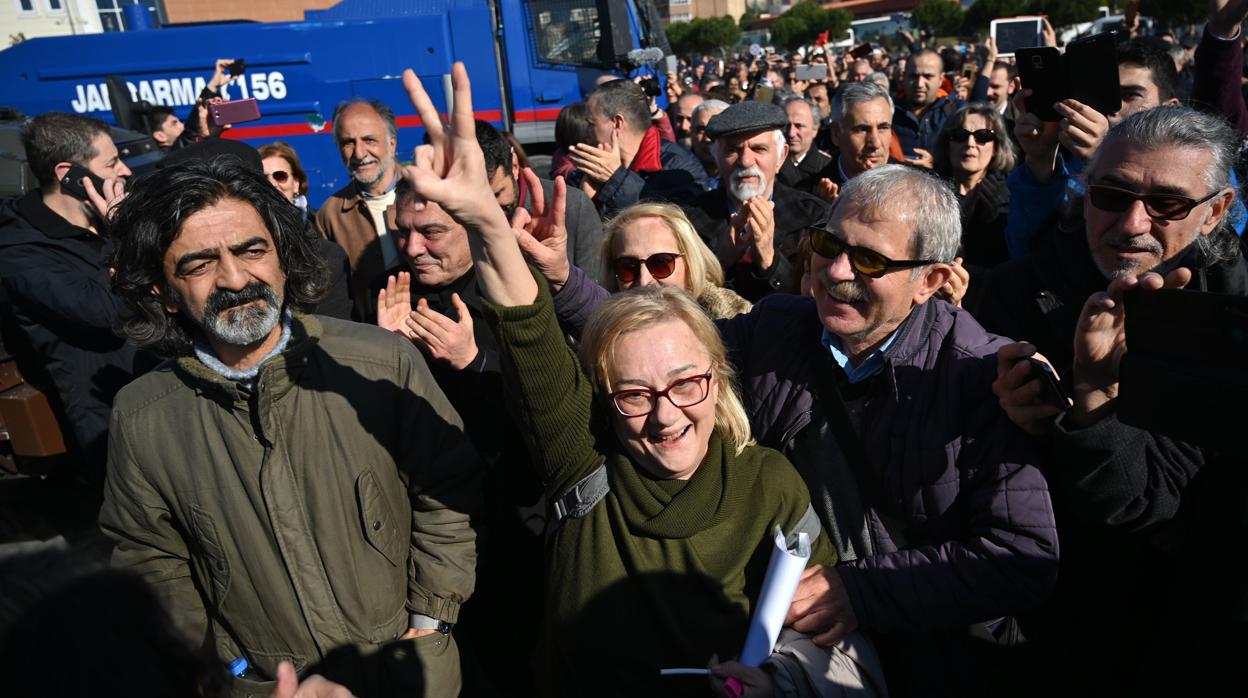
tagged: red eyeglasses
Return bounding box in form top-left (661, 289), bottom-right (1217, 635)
top-left (612, 252), bottom-right (683, 285)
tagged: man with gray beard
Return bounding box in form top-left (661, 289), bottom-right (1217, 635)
top-left (100, 158), bottom-right (480, 698)
top-left (317, 97), bottom-right (405, 318)
top-left (681, 101), bottom-right (829, 301)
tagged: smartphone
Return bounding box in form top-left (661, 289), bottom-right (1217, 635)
top-left (752, 85), bottom-right (775, 104)
top-left (1027, 358), bottom-right (1070, 411)
top-left (1064, 31), bottom-right (1122, 117)
top-left (210, 98), bottom-right (261, 127)
top-left (962, 64), bottom-right (977, 80)
top-left (795, 64), bottom-right (827, 82)
top-left (59, 163), bottom-right (106, 201)
top-left (1017, 46), bottom-right (1065, 122)
top-left (850, 43), bottom-right (873, 59)
top-left (227, 59), bottom-right (246, 77)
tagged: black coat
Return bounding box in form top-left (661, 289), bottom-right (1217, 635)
top-left (777, 149), bottom-right (833, 195)
top-left (955, 170), bottom-right (1011, 268)
top-left (682, 182), bottom-right (829, 301)
top-left (0, 191), bottom-right (143, 472)
top-left (593, 140), bottom-right (708, 217)
top-left (969, 226), bottom-right (1248, 696)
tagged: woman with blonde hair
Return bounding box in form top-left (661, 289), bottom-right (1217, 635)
top-left (390, 63), bottom-right (887, 698)
top-left (601, 203), bottom-right (752, 321)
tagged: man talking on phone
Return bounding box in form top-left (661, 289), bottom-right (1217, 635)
top-left (0, 111), bottom-right (138, 481)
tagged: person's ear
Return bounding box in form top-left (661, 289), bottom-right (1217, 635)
top-left (52, 161), bottom-right (74, 188)
top-left (912, 263), bottom-right (953, 305)
top-left (152, 130), bottom-right (169, 145)
top-left (612, 113), bottom-right (626, 133)
top-left (510, 151), bottom-right (520, 180)
top-left (151, 285), bottom-right (179, 315)
top-left (778, 143), bottom-right (790, 170)
top-left (1163, 97), bottom-right (1182, 107)
top-left (1199, 188), bottom-right (1236, 237)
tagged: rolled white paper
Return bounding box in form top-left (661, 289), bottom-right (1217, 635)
top-left (738, 526), bottom-right (811, 667)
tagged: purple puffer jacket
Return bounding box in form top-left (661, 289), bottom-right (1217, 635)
top-left (718, 293), bottom-right (1058, 634)
top-left (553, 270), bottom-right (1059, 631)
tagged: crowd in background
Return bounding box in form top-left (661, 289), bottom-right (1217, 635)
top-left (1, 2), bottom-right (1247, 698)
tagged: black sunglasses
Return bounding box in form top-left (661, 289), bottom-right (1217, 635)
top-left (268, 170), bottom-right (291, 183)
top-left (807, 227), bottom-right (936, 278)
top-left (951, 128), bottom-right (995, 145)
top-left (1087, 184), bottom-right (1222, 222)
top-left (612, 252), bottom-right (683, 285)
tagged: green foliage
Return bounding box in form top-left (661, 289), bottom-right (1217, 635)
top-left (1142, 0), bottom-right (1206, 26)
top-left (962, 0), bottom-right (1031, 32)
top-left (667, 16), bottom-right (742, 56)
top-left (911, 0), bottom-right (965, 37)
top-left (739, 10), bottom-right (760, 31)
top-left (769, 1), bottom-right (852, 50)
top-left (1028, 0), bottom-right (1102, 27)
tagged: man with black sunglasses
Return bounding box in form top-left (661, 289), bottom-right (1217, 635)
top-left (717, 164), bottom-right (1058, 696)
top-left (971, 106), bottom-right (1248, 695)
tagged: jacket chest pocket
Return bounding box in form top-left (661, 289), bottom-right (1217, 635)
top-left (190, 506), bottom-right (231, 608)
top-left (356, 470), bottom-right (405, 568)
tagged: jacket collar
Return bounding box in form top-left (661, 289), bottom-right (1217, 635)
top-left (17, 189), bottom-right (96, 241)
top-left (175, 312), bottom-right (322, 404)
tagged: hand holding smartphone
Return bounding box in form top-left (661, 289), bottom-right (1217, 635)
top-left (59, 164), bottom-right (106, 201)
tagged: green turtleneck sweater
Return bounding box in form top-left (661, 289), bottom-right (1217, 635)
top-left (485, 279), bottom-right (836, 697)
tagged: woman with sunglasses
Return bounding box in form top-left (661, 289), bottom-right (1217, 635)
top-left (602, 203), bottom-right (752, 320)
top-left (258, 142), bottom-right (314, 220)
top-left (397, 63), bottom-right (883, 698)
top-left (933, 103), bottom-right (1019, 267)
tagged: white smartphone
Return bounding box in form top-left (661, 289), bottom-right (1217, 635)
top-left (990, 16), bottom-right (1044, 58)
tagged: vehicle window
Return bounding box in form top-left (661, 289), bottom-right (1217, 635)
top-left (529, 0), bottom-right (603, 66)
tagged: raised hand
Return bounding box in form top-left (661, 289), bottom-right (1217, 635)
top-left (511, 168), bottom-right (572, 290)
top-left (1055, 99), bottom-right (1109, 162)
top-left (1210, 0), bottom-right (1248, 37)
top-left (908, 148), bottom-right (934, 170)
top-left (405, 294), bottom-right (479, 370)
top-left (992, 341), bottom-right (1068, 436)
top-left (815, 177), bottom-right (840, 203)
top-left (1041, 17), bottom-right (1057, 48)
top-left (1069, 268), bottom-right (1191, 426)
top-left (744, 196), bottom-right (776, 270)
top-left (939, 256), bottom-right (969, 307)
top-left (568, 130), bottom-right (621, 186)
top-left (398, 62), bottom-right (536, 306)
top-left (82, 174), bottom-right (127, 224)
top-left (1012, 83), bottom-right (1062, 183)
top-left (377, 271), bottom-right (415, 340)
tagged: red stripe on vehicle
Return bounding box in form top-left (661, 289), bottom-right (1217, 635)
top-left (223, 109), bottom-right (511, 140)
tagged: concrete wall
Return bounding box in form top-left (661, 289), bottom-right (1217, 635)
top-left (4, 0), bottom-right (102, 45)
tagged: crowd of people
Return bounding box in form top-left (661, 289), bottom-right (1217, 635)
top-left (1, 2), bottom-right (1247, 697)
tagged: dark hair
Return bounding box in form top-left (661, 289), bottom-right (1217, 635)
top-left (1118, 38), bottom-right (1182, 103)
top-left (555, 102), bottom-right (592, 151)
top-left (257, 141), bottom-right (310, 195)
top-left (475, 120), bottom-right (513, 177)
top-left (588, 79), bottom-right (651, 134)
top-left (20, 112), bottom-right (111, 190)
top-left (331, 97), bottom-right (398, 145)
top-left (991, 60), bottom-right (1015, 78)
top-left (142, 105), bottom-right (175, 135)
top-left (110, 157), bottom-right (328, 357)
top-left (933, 102), bottom-right (1019, 177)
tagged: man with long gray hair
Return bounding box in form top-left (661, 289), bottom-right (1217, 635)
top-left (975, 105), bottom-right (1247, 695)
top-left (719, 164), bottom-right (1058, 695)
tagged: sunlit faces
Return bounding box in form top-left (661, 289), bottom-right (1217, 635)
top-left (949, 113), bottom-right (995, 180)
top-left (154, 113), bottom-right (185, 147)
top-left (717, 129), bottom-right (787, 202)
top-left (832, 97), bottom-right (892, 178)
top-left (394, 199), bottom-right (474, 288)
top-left (674, 94), bottom-right (704, 145)
top-left (987, 67), bottom-right (1011, 110)
top-left (159, 198), bottom-right (286, 348)
top-left (334, 103), bottom-right (397, 191)
top-left (262, 155), bottom-right (299, 203)
top-left (809, 202), bottom-right (947, 361)
top-left (1084, 140), bottom-right (1230, 280)
top-left (692, 106), bottom-right (726, 166)
top-left (606, 320), bottom-right (719, 481)
top-left (785, 99), bottom-right (818, 159)
top-left (1110, 63), bottom-right (1169, 126)
top-left (904, 53), bottom-right (943, 109)
top-left (487, 165), bottom-right (520, 220)
top-left (611, 216), bottom-right (688, 291)
top-left (85, 132), bottom-right (132, 183)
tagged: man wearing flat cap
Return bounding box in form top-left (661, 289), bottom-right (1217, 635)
top-left (681, 101), bottom-right (830, 301)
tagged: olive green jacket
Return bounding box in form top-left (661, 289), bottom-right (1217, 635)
top-left (99, 313), bottom-right (479, 681)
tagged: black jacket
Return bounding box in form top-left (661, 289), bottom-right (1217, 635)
top-left (777, 149), bottom-right (833, 195)
top-left (682, 182), bottom-right (829, 301)
top-left (955, 170), bottom-right (1011, 268)
top-left (0, 191), bottom-right (143, 471)
top-left (970, 225), bottom-right (1248, 696)
top-left (594, 140), bottom-right (708, 216)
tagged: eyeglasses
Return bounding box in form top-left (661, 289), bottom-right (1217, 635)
top-left (612, 253), bottom-right (683, 285)
top-left (607, 371), bottom-right (713, 417)
top-left (951, 128), bottom-right (995, 145)
top-left (268, 170), bottom-right (291, 184)
top-left (1087, 184), bottom-right (1222, 222)
top-left (807, 227), bottom-right (937, 278)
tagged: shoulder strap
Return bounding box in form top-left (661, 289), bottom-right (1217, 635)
top-left (550, 461), bottom-right (610, 525)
